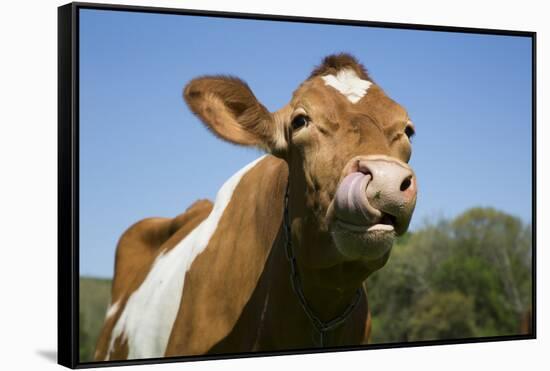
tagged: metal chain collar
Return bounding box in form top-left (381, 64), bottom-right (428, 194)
top-left (283, 183), bottom-right (364, 347)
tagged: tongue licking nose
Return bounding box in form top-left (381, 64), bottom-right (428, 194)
top-left (333, 172), bottom-right (382, 227)
top-left (332, 156), bottom-right (417, 235)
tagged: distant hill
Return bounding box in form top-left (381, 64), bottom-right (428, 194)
top-left (79, 277), bottom-right (112, 362)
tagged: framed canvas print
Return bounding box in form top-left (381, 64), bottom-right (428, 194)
top-left (58, 2), bottom-right (536, 368)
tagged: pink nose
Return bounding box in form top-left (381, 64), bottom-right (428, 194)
top-left (360, 156), bottom-right (416, 221)
top-left (333, 155), bottom-right (417, 235)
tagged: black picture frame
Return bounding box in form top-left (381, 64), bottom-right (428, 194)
top-left (58, 2), bottom-right (537, 369)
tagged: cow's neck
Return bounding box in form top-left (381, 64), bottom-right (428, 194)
top-left (283, 192), bottom-right (363, 346)
top-left (275, 168), bottom-right (373, 337)
top-left (191, 155), bottom-right (369, 348)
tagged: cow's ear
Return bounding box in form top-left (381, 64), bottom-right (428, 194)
top-left (184, 76), bottom-right (286, 153)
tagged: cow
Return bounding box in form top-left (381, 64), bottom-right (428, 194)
top-left (94, 53), bottom-right (418, 361)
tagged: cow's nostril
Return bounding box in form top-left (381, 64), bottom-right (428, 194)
top-left (357, 163), bottom-right (371, 176)
top-left (400, 176), bottom-right (412, 192)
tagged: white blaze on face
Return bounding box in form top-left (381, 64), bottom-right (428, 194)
top-left (105, 156), bottom-right (266, 360)
top-left (321, 68), bottom-right (372, 104)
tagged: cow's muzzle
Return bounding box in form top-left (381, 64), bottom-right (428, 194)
top-left (327, 155), bottom-right (417, 260)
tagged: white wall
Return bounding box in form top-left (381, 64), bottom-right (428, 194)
top-left (0, 0), bottom-right (546, 370)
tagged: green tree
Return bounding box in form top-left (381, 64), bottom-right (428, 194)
top-left (368, 207), bottom-right (532, 343)
top-left (408, 290), bottom-right (477, 341)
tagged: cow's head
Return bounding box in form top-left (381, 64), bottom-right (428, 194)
top-left (184, 54), bottom-right (417, 278)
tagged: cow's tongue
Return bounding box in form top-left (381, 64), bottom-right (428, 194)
top-left (333, 172), bottom-right (382, 227)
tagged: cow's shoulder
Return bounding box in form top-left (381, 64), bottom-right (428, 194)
top-left (166, 156), bottom-right (289, 355)
top-left (94, 199), bottom-right (213, 361)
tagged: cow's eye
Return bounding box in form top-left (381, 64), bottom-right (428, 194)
top-left (291, 115), bottom-right (310, 131)
top-left (405, 125), bottom-right (415, 140)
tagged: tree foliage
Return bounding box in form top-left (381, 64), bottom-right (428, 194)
top-left (368, 207), bottom-right (532, 343)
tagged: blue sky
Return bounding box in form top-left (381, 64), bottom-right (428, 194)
top-left (79, 9), bottom-right (532, 278)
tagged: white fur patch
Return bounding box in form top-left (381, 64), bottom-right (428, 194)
top-left (321, 68), bottom-right (372, 103)
top-left (105, 156), bottom-right (266, 360)
top-left (105, 300), bottom-right (120, 319)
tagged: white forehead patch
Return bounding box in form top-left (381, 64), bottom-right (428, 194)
top-left (321, 68), bottom-right (372, 104)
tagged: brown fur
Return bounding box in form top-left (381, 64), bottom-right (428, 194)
top-left (96, 53), bottom-right (416, 359)
top-left (166, 157), bottom-right (370, 355)
top-left (184, 76), bottom-right (275, 149)
top-left (309, 53), bottom-right (372, 82)
top-left (166, 156), bottom-right (290, 355)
